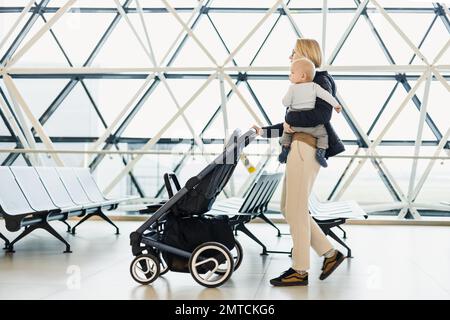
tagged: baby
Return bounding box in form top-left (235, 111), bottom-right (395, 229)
top-left (279, 58), bottom-right (341, 167)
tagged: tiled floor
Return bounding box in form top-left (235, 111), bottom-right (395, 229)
top-left (0, 220), bottom-right (449, 300)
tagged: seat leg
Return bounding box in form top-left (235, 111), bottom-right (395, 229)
top-left (1, 232), bottom-right (9, 249)
top-left (70, 213), bottom-right (93, 235)
top-left (230, 216), bottom-right (246, 237)
top-left (96, 210), bottom-right (120, 235)
top-left (337, 225), bottom-right (347, 239)
top-left (41, 223), bottom-right (72, 253)
top-left (328, 229), bottom-right (352, 258)
top-left (71, 210), bottom-right (119, 235)
top-left (61, 220), bottom-right (71, 233)
top-left (257, 213), bottom-right (282, 237)
top-left (7, 225), bottom-right (38, 253)
top-left (235, 223), bottom-right (268, 256)
top-left (7, 222), bottom-right (71, 253)
top-left (317, 223), bottom-right (330, 236)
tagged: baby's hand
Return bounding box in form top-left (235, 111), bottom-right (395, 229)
top-left (334, 105), bottom-right (342, 113)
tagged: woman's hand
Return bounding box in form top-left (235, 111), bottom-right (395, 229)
top-left (283, 122), bottom-right (295, 133)
top-left (251, 125), bottom-right (263, 136)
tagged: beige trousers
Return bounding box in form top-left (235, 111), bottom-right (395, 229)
top-left (280, 140), bottom-right (333, 271)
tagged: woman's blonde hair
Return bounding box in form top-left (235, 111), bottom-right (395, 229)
top-left (293, 38), bottom-right (322, 68)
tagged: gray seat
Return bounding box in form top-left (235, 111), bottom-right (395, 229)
top-left (10, 166), bottom-right (61, 213)
top-left (309, 193), bottom-right (367, 219)
top-left (72, 168), bottom-right (119, 207)
top-left (56, 167), bottom-right (97, 207)
top-left (35, 167), bottom-right (83, 211)
top-left (0, 167), bottom-right (36, 217)
top-left (213, 173), bottom-right (282, 215)
top-left (211, 172), bottom-right (284, 255)
top-left (56, 167), bottom-right (121, 235)
top-left (0, 167), bottom-right (41, 249)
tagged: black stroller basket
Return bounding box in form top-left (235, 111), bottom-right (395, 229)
top-left (129, 129), bottom-right (256, 288)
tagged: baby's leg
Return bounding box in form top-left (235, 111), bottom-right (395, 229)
top-left (312, 125), bottom-right (328, 168)
top-left (313, 125), bottom-right (329, 150)
top-left (278, 133), bottom-right (293, 164)
top-left (279, 132), bottom-right (293, 147)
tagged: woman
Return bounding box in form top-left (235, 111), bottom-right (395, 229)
top-left (253, 39), bottom-right (345, 286)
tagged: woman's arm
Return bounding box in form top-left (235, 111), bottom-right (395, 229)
top-left (259, 122), bottom-right (295, 138)
top-left (261, 123), bottom-right (283, 138)
top-left (285, 74), bottom-right (335, 127)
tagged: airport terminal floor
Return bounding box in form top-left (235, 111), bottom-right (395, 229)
top-left (1, 220), bottom-right (449, 300)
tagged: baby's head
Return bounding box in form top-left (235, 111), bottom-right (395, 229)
top-left (289, 58), bottom-right (316, 84)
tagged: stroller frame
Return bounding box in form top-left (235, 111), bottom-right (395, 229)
top-left (129, 129), bottom-right (256, 288)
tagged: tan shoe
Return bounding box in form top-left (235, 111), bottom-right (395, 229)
top-left (319, 250), bottom-right (345, 280)
top-left (270, 268), bottom-right (308, 286)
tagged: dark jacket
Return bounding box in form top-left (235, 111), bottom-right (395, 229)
top-left (262, 71), bottom-right (345, 159)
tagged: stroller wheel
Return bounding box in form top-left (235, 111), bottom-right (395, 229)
top-left (189, 242), bottom-right (234, 288)
top-left (215, 238), bottom-right (243, 275)
top-left (130, 254), bottom-right (160, 285)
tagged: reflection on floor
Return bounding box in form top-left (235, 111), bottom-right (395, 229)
top-left (0, 221), bottom-right (449, 300)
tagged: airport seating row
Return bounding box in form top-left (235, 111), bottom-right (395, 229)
top-left (0, 166), bottom-right (136, 253)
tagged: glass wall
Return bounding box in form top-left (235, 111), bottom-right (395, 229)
top-left (0, 0), bottom-right (449, 216)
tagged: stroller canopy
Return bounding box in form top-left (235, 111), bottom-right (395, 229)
top-left (173, 129), bottom-right (256, 217)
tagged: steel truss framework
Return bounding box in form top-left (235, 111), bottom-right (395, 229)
top-left (0, 1), bottom-right (449, 219)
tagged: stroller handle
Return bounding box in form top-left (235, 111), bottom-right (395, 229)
top-left (240, 128), bottom-right (258, 148)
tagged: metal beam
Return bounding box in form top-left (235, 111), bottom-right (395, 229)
top-left (89, 1), bottom-right (212, 171)
top-left (44, 3), bottom-right (145, 195)
top-left (244, 81), bottom-right (272, 125)
top-left (89, 78), bottom-right (160, 171)
top-left (156, 2), bottom-right (287, 198)
top-left (360, 3), bottom-right (445, 145)
top-left (0, 0), bottom-right (50, 65)
top-left (6, 0), bottom-right (77, 68)
top-left (3, 0), bottom-right (133, 164)
top-left (2, 3), bottom-right (146, 195)
top-left (3, 73), bottom-right (449, 81)
top-left (328, 1), bottom-right (447, 203)
top-left (0, 135), bottom-right (443, 146)
top-left (434, 3), bottom-right (450, 32)
top-left (155, 81), bottom-right (239, 198)
top-left (366, 82), bottom-right (399, 136)
top-left (0, 88), bottom-right (32, 166)
top-left (0, 0), bottom-right (35, 54)
top-left (102, 72), bottom-right (217, 194)
top-left (0, 6), bottom-right (439, 14)
top-left (327, 0), bottom-right (369, 65)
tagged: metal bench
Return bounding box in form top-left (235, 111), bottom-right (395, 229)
top-left (309, 193), bottom-right (368, 257)
top-left (0, 166), bottom-right (137, 253)
top-left (60, 167), bottom-right (133, 235)
top-left (212, 178), bottom-right (367, 257)
top-left (211, 172), bottom-right (284, 255)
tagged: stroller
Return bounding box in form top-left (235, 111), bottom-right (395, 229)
top-left (129, 129), bottom-right (257, 288)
